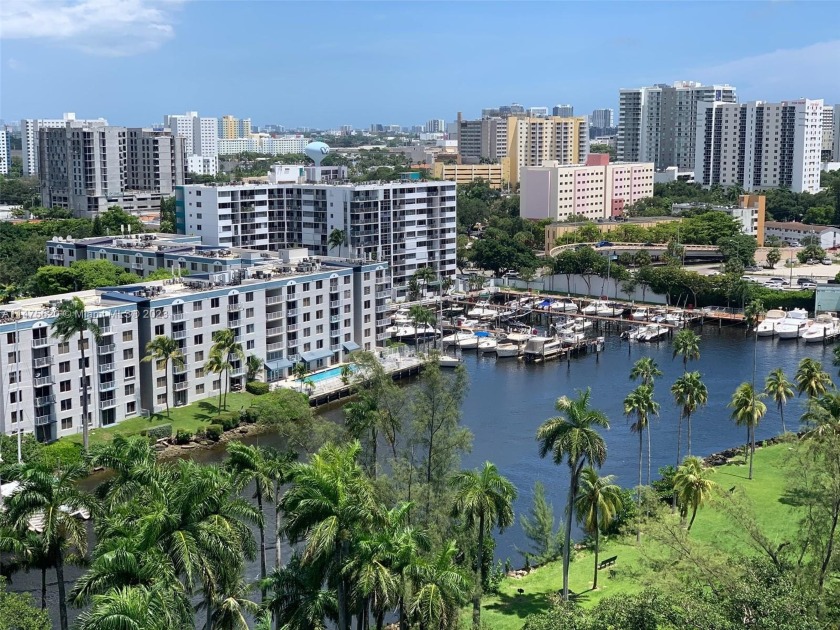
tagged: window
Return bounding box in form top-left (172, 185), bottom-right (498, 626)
top-left (60, 398), bottom-right (72, 411)
top-left (126, 401), bottom-right (136, 415)
top-left (245, 292), bottom-right (254, 302)
top-left (193, 301), bottom-right (203, 311)
top-left (194, 317), bottom-right (203, 327)
top-left (303, 283), bottom-right (310, 292)
top-left (303, 298), bottom-right (311, 307)
top-left (123, 349), bottom-right (134, 360)
top-left (156, 376), bottom-right (166, 388)
top-left (213, 380), bottom-right (221, 391)
top-left (58, 341), bottom-right (69, 354)
top-left (59, 360), bottom-right (70, 373)
top-left (125, 383), bottom-right (135, 396)
top-left (247, 340), bottom-right (255, 350)
top-left (60, 379), bottom-right (71, 392)
top-left (246, 324), bottom-right (254, 333)
top-left (77, 339), bottom-right (90, 351)
top-left (316, 295), bottom-right (323, 304)
top-left (196, 384), bottom-right (205, 394)
top-left (211, 315), bottom-right (220, 325)
top-left (194, 334), bottom-right (203, 345)
top-left (157, 394), bottom-right (167, 404)
top-left (9, 391), bottom-right (19, 404)
top-left (316, 280), bottom-right (323, 290)
top-left (246, 308), bottom-right (254, 318)
top-left (195, 367), bottom-right (206, 378)
top-left (211, 298), bottom-right (220, 308)
top-left (61, 418), bottom-right (73, 430)
top-left (124, 366), bottom-right (135, 380)
top-left (195, 350), bottom-right (204, 362)
top-left (122, 330), bottom-right (133, 342)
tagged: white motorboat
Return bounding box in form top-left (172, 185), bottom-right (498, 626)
top-left (775, 308), bottom-right (810, 339)
top-left (560, 331), bottom-right (586, 346)
top-left (638, 324), bottom-right (669, 342)
top-left (549, 298), bottom-right (578, 313)
top-left (441, 331), bottom-right (475, 346)
top-left (630, 307), bottom-right (649, 321)
top-left (802, 313), bottom-right (840, 343)
top-left (495, 342), bottom-right (522, 357)
top-left (756, 309), bottom-right (787, 337)
top-left (437, 354), bottom-right (462, 368)
top-left (604, 302), bottom-right (625, 317)
top-left (571, 317), bottom-right (593, 332)
top-left (478, 337), bottom-right (498, 353)
top-left (467, 301), bottom-right (497, 319)
top-left (459, 330), bottom-right (493, 349)
top-left (664, 308), bottom-right (685, 325)
top-left (523, 336), bottom-right (564, 362)
top-left (391, 308), bottom-right (411, 325)
top-left (392, 324), bottom-right (440, 342)
top-left (582, 300), bottom-right (608, 316)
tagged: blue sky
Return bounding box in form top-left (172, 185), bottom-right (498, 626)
top-left (1, 1), bottom-right (839, 128)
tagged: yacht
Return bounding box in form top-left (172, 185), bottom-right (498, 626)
top-left (477, 336), bottom-right (499, 353)
top-left (638, 324), bottom-right (669, 342)
top-left (582, 299), bottom-right (609, 316)
top-left (441, 331), bottom-right (476, 346)
top-left (803, 313), bottom-right (840, 343)
top-left (571, 317), bottom-right (593, 332)
top-left (605, 302), bottom-right (625, 317)
top-left (775, 308), bottom-right (810, 339)
top-left (630, 307), bottom-right (649, 321)
top-left (495, 342), bottom-right (522, 358)
top-left (549, 298), bottom-right (578, 313)
top-left (467, 301), bottom-right (497, 319)
top-left (392, 324), bottom-right (440, 342)
top-left (459, 330), bottom-right (493, 349)
top-left (523, 336), bottom-right (564, 362)
top-left (756, 309), bottom-right (787, 337)
top-left (560, 330), bottom-right (586, 346)
top-left (437, 354), bottom-right (462, 368)
top-left (664, 308), bottom-right (686, 326)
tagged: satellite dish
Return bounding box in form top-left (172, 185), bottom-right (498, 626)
top-left (305, 141), bottom-right (330, 167)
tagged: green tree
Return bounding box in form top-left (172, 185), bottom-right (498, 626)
top-left (209, 329), bottom-right (245, 408)
top-left (536, 388), bottom-right (609, 600)
top-left (673, 456), bottom-right (717, 531)
top-left (630, 357), bottom-right (662, 387)
top-left (0, 577), bottom-right (50, 630)
top-left (451, 462), bottom-right (517, 629)
top-left (574, 467), bottom-right (622, 590)
top-left (50, 297), bottom-right (101, 451)
top-left (407, 304), bottom-right (436, 348)
top-left (624, 384), bottom-right (660, 518)
top-left (408, 540), bottom-right (470, 630)
top-left (344, 393), bottom-right (380, 478)
top-left (728, 382), bottom-right (767, 480)
top-left (263, 554), bottom-right (338, 630)
top-left (765, 368), bottom-right (794, 434)
top-left (518, 481), bottom-right (563, 565)
top-left (795, 357), bottom-right (833, 415)
top-left (328, 228), bottom-right (346, 257)
top-left (744, 299), bottom-right (765, 333)
top-left (246, 353), bottom-right (264, 381)
top-left (141, 335), bottom-right (184, 418)
top-left (766, 246), bottom-right (781, 269)
top-left (670, 371), bottom-right (708, 459)
top-left (97, 206), bottom-right (144, 236)
top-left (672, 329), bottom-right (701, 372)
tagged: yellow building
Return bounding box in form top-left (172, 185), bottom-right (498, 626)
top-left (740, 194), bottom-right (766, 247)
top-left (503, 116), bottom-right (588, 185)
top-left (220, 115), bottom-right (252, 140)
top-left (432, 162), bottom-right (509, 188)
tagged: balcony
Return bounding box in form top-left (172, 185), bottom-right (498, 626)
top-left (376, 319), bottom-right (390, 327)
top-left (35, 395), bottom-right (56, 406)
top-left (227, 304), bottom-right (242, 312)
top-left (286, 340), bottom-right (298, 349)
top-left (99, 399), bottom-right (117, 410)
top-left (376, 305), bottom-right (390, 313)
top-left (98, 362), bottom-right (115, 373)
top-left (266, 311), bottom-right (283, 321)
top-left (99, 381), bottom-right (117, 392)
top-left (330, 344), bottom-right (341, 352)
top-left (171, 312), bottom-right (185, 321)
top-left (34, 376), bottom-right (54, 386)
top-left (31, 337), bottom-right (50, 348)
top-left (174, 381), bottom-right (189, 391)
top-left (330, 300), bottom-right (341, 308)
top-left (98, 326), bottom-right (113, 335)
top-left (172, 330), bottom-right (187, 340)
top-left (230, 367), bottom-right (245, 377)
top-left (266, 326), bottom-right (284, 336)
top-left (376, 291), bottom-right (391, 299)
top-left (377, 332), bottom-right (390, 341)
top-left (33, 356), bottom-right (54, 368)
top-left (330, 315), bottom-right (341, 323)
top-left (286, 323), bottom-right (300, 333)
top-left (132, 263), bottom-right (144, 270)
top-left (35, 413), bottom-right (56, 426)
top-left (266, 295), bottom-right (283, 305)
top-left (173, 362), bottom-right (188, 374)
top-left (267, 342), bottom-right (284, 352)
top-left (97, 344), bottom-right (116, 355)
top-left (286, 308), bottom-right (298, 317)
top-left (330, 329), bottom-right (341, 338)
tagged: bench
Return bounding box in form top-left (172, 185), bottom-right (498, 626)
top-left (597, 555), bottom-right (617, 570)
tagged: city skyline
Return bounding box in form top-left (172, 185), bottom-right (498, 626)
top-left (1, 1), bottom-right (839, 127)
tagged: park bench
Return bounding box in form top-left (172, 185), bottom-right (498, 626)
top-left (597, 555), bottom-right (617, 570)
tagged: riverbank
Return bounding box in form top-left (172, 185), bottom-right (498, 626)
top-left (471, 440), bottom-right (799, 629)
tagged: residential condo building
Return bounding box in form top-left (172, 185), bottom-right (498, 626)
top-left (552, 105), bottom-right (574, 117)
top-left (21, 113), bottom-right (108, 176)
top-left (217, 134), bottom-right (308, 156)
top-left (164, 111), bottom-right (219, 176)
top-left (618, 81), bottom-right (737, 170)
top-left (0, 128), bottom-right (9, 175)
top-left (694, 99), bottom-right (823, 194)
top-left (431, 162), bottom-right (509, 189)
top-left (590, 108), bottom-right (614, 130)
top-left (219, 115), bottom-right (252, 139)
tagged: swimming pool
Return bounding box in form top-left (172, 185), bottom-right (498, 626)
top-left (299, 364), bottom-right (355, 384)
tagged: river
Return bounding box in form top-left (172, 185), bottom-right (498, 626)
top-left (14, 324), bottom-right (835, 626)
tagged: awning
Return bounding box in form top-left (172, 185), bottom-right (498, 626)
top-left (265, 359), bottom-right (293, 371)
top-left (342, 341), bottom-right (361, 352)
top-left (300, 348), bottom-right (334, 363)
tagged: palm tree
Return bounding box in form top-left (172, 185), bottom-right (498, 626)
top-left (413, 265), bottom-right (437, 297)
top-left (673, 456), bottom-right (717, 531)
top-left (75, 585), bottom-right (186, 630)
top-left (50, 296), bottom-right (102, 451)
top-left (629, 356), bottom-right (662, 387)
top-left (87, 434), bottom-right (158, 509)
top-left (281, 442), bottom-right (379, 630)
top-left (328, 228), bottom-right (347, 257)
top-left (672, 329), bottom-right (701, 372)
top-left (451, 462), bottom-right (517, 629)
top-left (624, 384), bottom-right (660, 488)
top-left (142, 335), bottom-right (184, 417)
top-left (210, 574), bottom-right (260, 630)
top-left (728, 382), bottom-right (767, 480)
top-left (225, 442), bottom-right (274, 601)
top-left (344, 393), bottom-right (380, 477)
top-left (574, 467), bottom-right (622, 590)
top-left (210, 329), bottom-right (246, 409)
top-left (765, 368), bottom-right (794, 434)
top-left (204, 349), bottom-right (230, 412)
top-left (3, 463), bottom-right (96, 630)
top-left (264, 448), bottom-right (298, 571)
top-left (408, 304), bottom-right (435, 349)
top-left (408, 540), bottom-right (470, 630)
top-left (743, 299), bottom-right (765, 335)
top-left (246, 354), bottom-right (264, 381)
top-left (292, 362), bottom-right (308, 393)
top-left (795, 357), bottom-right (834, 415)
top-left (263, 554), bottom-right (338, 630)
top-left (536, 388), bottom-right (609, 601)
top-left (670, 371), bottom-right (708, 459)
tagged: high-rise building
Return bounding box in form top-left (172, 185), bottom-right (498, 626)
top-left (528, 107), bottom-right (550, 118)
top-left (590, 108), bottom-right (614, 129)
top-left (694, 99), bottom-right (823, 194)
top-left (552, 105), bottom-right (574, 117)
top-left (823, 104), bottom-right (837, 156)
top-left (834, 106), bottom-right (840, 162)
top-left (164, 111), bottom-right (218, 176)
top-left (425, 119), bottom-right (446, 133)
top-left (176, 179), bottom-right (457, 299)
top-left (456, 113), bottom-right (482, 160)
top-left (0, 128), bottom-right (9, 175)
top-left (618, 81), bottom-right (737, 170)
top-left (219, 115), bottom-right (253, 139)
top-left (504, 115), bottom-right (589, 185)
top-left (39, 123), bottom-right (185, 215)
top-left (21, 113), bottom-right (108, 176)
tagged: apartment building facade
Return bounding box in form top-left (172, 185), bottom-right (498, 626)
top-left (175, 180), bottom-right (457, 300)
top-left (220, 115), bottom-right (252, 139)
top-left (21, 113), bottom-right (109, 176)
top-left (164, 111), bottom-right (218, 176)
top-left (694, 99), bottom-right (823, 194)
top-left (618, 81), bottom-right (737, 170)
top-left (432, 162), bottom-right (509, 189)
top-left (217, 135), bottom-right (308, 156)
top-left (520, 154), bottom-right (654, 221)
top-left (0, 129), bottom-right (9, 175)
top-left (1, 251), bottom-right (388, 441)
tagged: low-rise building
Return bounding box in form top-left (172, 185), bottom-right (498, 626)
top-left (431, 162), bottom-right (508, 188)
top-left (764, 221), bottom-right (840, 249)
top-left (671, 194), bottom-right (766, 245)
top-left (1, 248), bottom-right (389, 441)
top-left (522, 154), bottom-right (654, 222)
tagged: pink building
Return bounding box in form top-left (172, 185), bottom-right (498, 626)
top-left (520, 154), bottom-right (654, 221)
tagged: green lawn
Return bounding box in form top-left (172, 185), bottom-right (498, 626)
top-left (473, 441), bottom-right (800, 629)
top-left (66, 392), bottom-right (257, 446)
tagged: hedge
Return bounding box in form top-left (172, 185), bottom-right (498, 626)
top-left (140, 424), bottom-right (172, 441)
top-left (205, 424), bottom-right (223, 441)
top-left (39, 440), bottom-right (84, 470)
top-left (218, 412), bottom-right (240, 432)
top-left (246, 381), bottom-right (270, 396)
top-left (174, 429), bottom-right (192, 445)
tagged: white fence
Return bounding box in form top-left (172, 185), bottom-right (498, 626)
top-left (499, 273), bottom-right (668, 305)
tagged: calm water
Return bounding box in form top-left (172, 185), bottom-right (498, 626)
top-left (17, 325), bottom-right (837, 625)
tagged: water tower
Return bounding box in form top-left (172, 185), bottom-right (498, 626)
top-left (305, 141), bottom-right (330, 167)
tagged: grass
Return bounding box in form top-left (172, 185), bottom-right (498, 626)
top-left (473, 440), bottom-right (800, 630)
top-left (65, 392), bottom-right (257, 446)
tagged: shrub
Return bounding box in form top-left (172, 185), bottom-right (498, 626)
top-left (39, 440), bottom-right (84, 470)
top-left (246, 381), bottom-right (270, 396)
top-left (218, 412), bottom-right (240, 432)
top-left (205, 424), bottom-right (223, 441)
top-left (239, 408), bottom-right (258, 424)
top-left (174, 429), bottom-right (192, 445)
top-left (140, 424), bottom-right (172, 441)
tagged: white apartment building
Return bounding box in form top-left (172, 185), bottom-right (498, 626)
top-left (694, 99), bottom-right (823, 194)
top-left (0, 129), bottom-right (9, 175)
top-left (425, 119), bottom-right (446, 133)
top-left (1, 247), bottom-right (388, 441)
top-left (217, 135), bottom-right (308, 156)
top-left (833, 105), bottom-right (840, 162)
top-left (21, 113), bottom-right (109, 176)
top-left (164, 111), bottom-right (218, 176)
top-left (175, 180), bottom-right (457, 299)
top-left (591, 108), bottom-right (614, 129)
top-left (618, 81), bottom-right (737, 170)
top-left (520, 156), bottom-right (654, 221)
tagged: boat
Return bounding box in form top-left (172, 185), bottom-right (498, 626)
top-left (441, 331), bottom-right (475, 346)
top-left (391, 308), bottom-right (412, 325)
top-left (630, 307), bottom-right (649, 321)
top-left (495, 342), bottom-right (522, 358)
top-left (605, 302), bottom-right (625, 317)
top-left (459, 330), bottom-right (493, 349)
top-left (582, 300), bottom-right (608, 316)
top-left (664, 308), bottom-right (686, 325)
top-left (571, 317), bottom-right (593, 332)
top-left (775, 308), bottom-right (810, 339)
top-left (523, 336), bottom-right (564, 362)
top-left (638, 324), bottom-right (669, 342)
top-left (560, 331), bottom-right (586, 346)
top-left (392, 324), bottom-right (440, 342)
top-left (757, 309), bottom-right (787, 337)
top-left (477, 336), bottom-right (498, 353)
top-left (549, 298), bottom-right (578, 313)
top-left (467, 301), bottom-right (496, 319)
top-left (437, 354), bottom-right (462, 368)
top-left (802, 313), bottom-right (840, 343)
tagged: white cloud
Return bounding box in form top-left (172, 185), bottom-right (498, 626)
top-left (0, 0), bottom-right (186, 56)
top-left (694, 40), bottom-right (840, 102)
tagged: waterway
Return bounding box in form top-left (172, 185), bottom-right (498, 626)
top-left (14, 325), bottom-right (836, 626)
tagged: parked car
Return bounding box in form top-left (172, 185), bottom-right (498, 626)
top-left (596, 240), bottom-right (614, 248)
top-left (822, 258), bottom-right (833, 265)
top-left (745, 265), bottom-right (762, 272)
top-left (800, 282), bottom-right (817, 289)
top-left (797, 277), bottom-right (814, 285)
top-left (767, 277), bottom-right (789, 286)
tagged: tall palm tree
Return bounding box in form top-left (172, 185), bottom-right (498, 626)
top-left (670, 371), bottom-right (708, 459)
top-left (765, 368), bottom-right (794, 434)
top-left (574, 467), bottom-right (622, 590)
top-left (743, 299), bottom-right (765, 335)
top-left (292, 362), bottom-right (308, 393)
top-left (225, 442), bottom-right (274, 601)
top-left (408, 304), bottom-right (435, 349)
top-left (673, 456), bottom-right (717, 531)
top-left (263, 554), bottom-right (338, 630)
top-left (3, 463), bottom-right (96, 630)
top-left (536, 388), bottom-right (609, 601)
top-left (50, 296), bottom-right (102, 451)
top-left (209, 574), bottom-right (260, 630)
top-left (246, 354), bottom-right (264, 381)
top-left (142, 335), bottom-right (184, 417)
top-left (74, 585), bottom-right (185, 630)
top-left (413, 265), bottom-right (437, 298)
top-left (728, 382), bottom-right (767, 480)
top-left (629, 356), bottom-right (662, 387)
top-left (328, 228), bottom-right (347, 258)
top-left (281, 441), bottom-right (379, 630)
top-left (451, 462), bottom-right (517, 629)
top-left (795, 358), bottom-right (834, 417)
top-left (264, 448), bottom-right (298, 571)
top-left (408, 540), bottom-right (470, 630)
top-left (204, 349), bottom-right (230, 412)
top-left (87, 434), bottom-right (159, 510)
top-left (210, 329), bottom-right (246, 409)
top-left (672, 329), bottom-right (701, 372)
top-left (624, 384), bottom-right (660, 487)
top-left (344, 393), bottom-right (380, 477)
